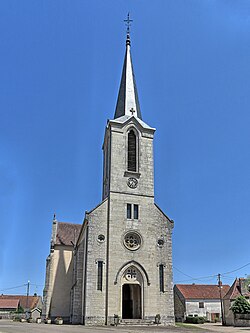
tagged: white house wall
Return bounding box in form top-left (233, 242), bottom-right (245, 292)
top-left (186, 299), bottom-right (221, 320)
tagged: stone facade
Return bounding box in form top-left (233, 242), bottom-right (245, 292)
top-left (70, 117), bottom-right (174, 325)
top-left (234, 314), bottom-right (250, 327)
top-left (174, 286), bottom-right (186, 322)
top-left (43, 33), bottom-right (175, 326)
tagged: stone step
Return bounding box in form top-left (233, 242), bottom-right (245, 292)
top-left (119, 319), bottom-right (155, 326)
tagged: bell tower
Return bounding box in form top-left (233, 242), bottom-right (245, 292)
top-left (99, 17), bottom-right (174, 324)
top-left (102, 28), bottom-right (155, 201)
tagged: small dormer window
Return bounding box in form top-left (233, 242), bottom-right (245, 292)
top-left (128, 129), bottom-right (137, 172)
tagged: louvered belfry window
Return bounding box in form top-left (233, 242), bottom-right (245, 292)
top-left (128, 130), bottom-right (137, 172)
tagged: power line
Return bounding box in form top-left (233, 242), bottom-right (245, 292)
top-left (0, 282), bottom-right (44, 293)
top-left (175, 276), bottom-right (217, 283)
top-left (0, 284), bottom-right (27, 292)
top-left (222, 263), bottom-right (250, 275)
top-left (30, 283), bottom-right (44, 287)
top-left (175, 277), bottom-right (216, 283)
top-left (173, 266), bottom-right (197, 279)
top-left (173, 266), bottom-right (217, 282)
top-left (174, 262), bottom-right (250, 284)
top-left (221, 275), bottom-right (238, 279)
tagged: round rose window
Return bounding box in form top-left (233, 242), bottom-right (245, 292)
top-left (124, 232), bottom-right (142, 251)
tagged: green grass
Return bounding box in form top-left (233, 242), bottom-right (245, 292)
top-left (175, 322), bottom-right (204, 330)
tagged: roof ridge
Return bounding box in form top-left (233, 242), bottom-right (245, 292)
top-left (57, 221), bottom-right (81, 226)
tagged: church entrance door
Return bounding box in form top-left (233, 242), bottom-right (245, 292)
top-left (122, 284), bottom-right (141, 319)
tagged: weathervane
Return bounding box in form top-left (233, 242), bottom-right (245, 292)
top-left (124, 13), bottom-right (133, 35)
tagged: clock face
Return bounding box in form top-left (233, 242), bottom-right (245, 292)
top-left (127, 177), bottom-right (138, 189)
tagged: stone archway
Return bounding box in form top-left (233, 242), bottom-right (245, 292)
top-left (121, 266), bottom-right (143, 319)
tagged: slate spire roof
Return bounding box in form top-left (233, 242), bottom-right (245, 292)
top-left (114, 33), bottom-right (142, 120)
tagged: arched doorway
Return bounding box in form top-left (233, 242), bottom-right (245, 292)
top-left (121, 266), bottom-right (143, 319)
top-left (122, 284), bottom-right (141, 319)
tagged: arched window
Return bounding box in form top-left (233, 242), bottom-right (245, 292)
top-left (159, 264), bottom-right (164, 292)
top-left (128, 130), bottom-right (137, 172)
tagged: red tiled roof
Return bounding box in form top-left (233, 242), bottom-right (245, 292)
top-left (55, 222), bottom-right (81, 246)
top-left (223, 279), bottom-right (241, 300)
top-left (0, 299), bottom-right (19, 309)
top-left (175, 284), bottom-right (230, 300)
top-left (0, 295), bottom-right (41, 310)
top-left (223, 278), bottom-right (250, 300)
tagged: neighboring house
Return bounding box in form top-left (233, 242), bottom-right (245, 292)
top-left (0, 299), bottom-right (19, 315)
top-left (223, 278), bottom-right (250, 326)
top-left (174, 284), bottom-right (230, 322)
top-left (0, 295), bottom-right (42, 318)
top-left (29, 307), bottom-right (42, 320)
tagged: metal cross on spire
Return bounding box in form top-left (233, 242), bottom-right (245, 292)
top-left (130, 108), bottom-right (135, 115)
top-left (124, 13), bottom-right (133, 35)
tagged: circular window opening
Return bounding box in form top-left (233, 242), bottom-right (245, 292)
top-left (124, 232), bottom-right (142, 251)
top-left (125, 268), bottom-right (137, 281)
top-left (157, 239), bottom-right (164, 247)
top-left (97, 234), bottom-right (105, 243)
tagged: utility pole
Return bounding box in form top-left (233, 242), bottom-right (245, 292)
top-left (26, 280), bottom-right (30, 311)
top-left (218, 274), bottom-right (225, 325)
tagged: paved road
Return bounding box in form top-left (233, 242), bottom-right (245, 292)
top-left (1, 320), bottom-right (250, 333)
top-left (0, 320), bottom-right (209, 333)
top-left (199, 323), bottom-right (250, 333)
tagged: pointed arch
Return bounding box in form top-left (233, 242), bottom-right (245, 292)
top-left (114, 260), bottom-right (150, 286)
top-left (127, 128), bottom-right (138, 172)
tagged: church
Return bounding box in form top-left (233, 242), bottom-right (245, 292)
top-left (42, 26), bottom-right (175, 326)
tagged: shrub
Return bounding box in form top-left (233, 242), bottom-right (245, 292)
top-left (231, 296), bottom-right (250, 314)
top-left (186, 316), bottom-right (205, 324)
top-left (15, 306), bottom-right (24, 314)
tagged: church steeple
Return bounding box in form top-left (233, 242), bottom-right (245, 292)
top-left (114, 17), bottom-right (142, 120)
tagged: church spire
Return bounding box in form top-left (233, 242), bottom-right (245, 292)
top-left (114, 14), bottom-right (142, 120)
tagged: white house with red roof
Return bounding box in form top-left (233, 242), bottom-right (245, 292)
top-left (174, 284), bottom-right (230, 322)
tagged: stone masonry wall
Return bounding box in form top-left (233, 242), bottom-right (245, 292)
top-left (174, 286), bottom-right (186, 322)
top-left (71, 230), bottom-right (85, 324)
top-left (84, 200), bottom-right (108, 325)
top-left (109, 119), bottom-right (155, 198)
top-left (72, 116), bottom-right (175, 326)
top-left (48, 245), bottom-right (74, 321)
top-left (106, 193), bottom-right (174, 324)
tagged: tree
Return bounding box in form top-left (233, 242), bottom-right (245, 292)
top-left (242, 276), bottom-right (250, 293)
top-left (231, 296), bottom-right (250, 314)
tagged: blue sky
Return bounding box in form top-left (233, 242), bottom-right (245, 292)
top-left (1, 0), bottom-right (250, 296)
